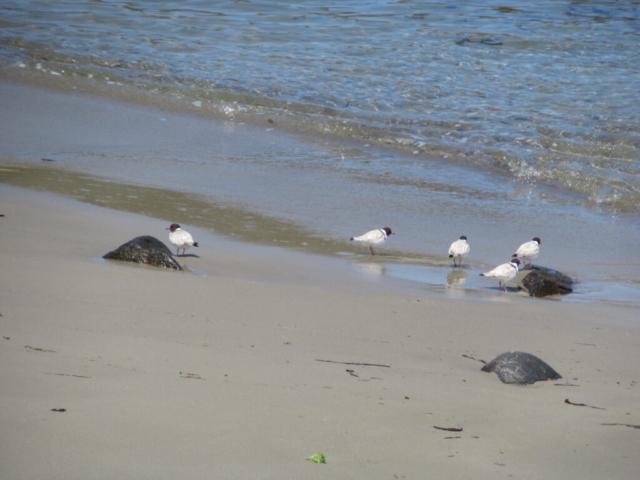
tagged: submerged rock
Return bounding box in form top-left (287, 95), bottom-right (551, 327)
top-left (481, 351), bottom-right (562, 385)
top-left (455, 36), bottom-right (503, 46)
top-left (103, 236), bottom-right (182, 270)
top-left (521, 265), bottom-right (573, 297)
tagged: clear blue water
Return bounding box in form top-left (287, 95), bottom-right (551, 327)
top-left (1, 0), bottom-right (639, 211)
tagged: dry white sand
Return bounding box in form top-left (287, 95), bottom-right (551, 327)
top-left (1, 185), bottom-right (639, 480)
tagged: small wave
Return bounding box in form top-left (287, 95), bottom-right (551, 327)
top-left (2, 37), bottom-right (639, 214)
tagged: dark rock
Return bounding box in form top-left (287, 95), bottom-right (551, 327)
top-left (455, 36), bottom-right (503, 46)
top-left (521, 265), bottom-right (573, 297)
top-left (103, 236), bottom-right (182, 270)
top-left (481, 351), bottom-right (562, 385)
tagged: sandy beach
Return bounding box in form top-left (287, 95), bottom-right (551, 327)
top-left (2, 4), bottom-right (640, 476)
top-left (1, 182), bottom-right (639, 479)
top-left (1, 71), bottom-right (640, 479)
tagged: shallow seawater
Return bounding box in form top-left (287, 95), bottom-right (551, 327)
top-left (0, 0), bottom-right (639, 213)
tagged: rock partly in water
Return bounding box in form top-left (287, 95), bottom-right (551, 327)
top-left (481, 351), bottom-right (562, 385)
top-left (103, 236), bottom-right (182, 270)
top-left (521, 265), bottom-right (573, 297)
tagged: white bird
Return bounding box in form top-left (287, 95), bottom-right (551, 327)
top-left (448, 235), bottom-right (470, 267)
top-left (480, 258), bottom-right (521, 292)
top-left (512, 237), bottom-right (541, 269)
top-left (350, 227), bottom-right (394, 256)
top-left (166, 223), bottom-right (199, 256)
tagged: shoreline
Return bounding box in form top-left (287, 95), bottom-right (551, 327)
top-left (2, 163), bottom-right (639, 308)
top-left (1, 75), bottom-right (639, 306)
top-left (1, 182), bottom-right (639, 479)
top-left (0, 79), bottom-right (640, 308)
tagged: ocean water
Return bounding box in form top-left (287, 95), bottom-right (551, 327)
top-left (1, 0), bottom-right (639, 303)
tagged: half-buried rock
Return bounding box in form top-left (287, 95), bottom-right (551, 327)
top-left (481, 351), bottom-right (562, 385)
top-left (521, 265), bottom-right (573, 297)
top-left (103, 236), bottom-right (182, 270)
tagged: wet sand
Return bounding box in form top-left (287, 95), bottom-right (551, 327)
top-left (1, 183), bottom-right (639, 480)
top-left (1, 72), bottom-right (640, 305)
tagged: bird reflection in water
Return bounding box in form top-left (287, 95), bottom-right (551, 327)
top-left (446, 268), bottom-right (468, 290)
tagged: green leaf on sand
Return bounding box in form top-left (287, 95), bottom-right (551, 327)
top-left (306, 453), bottom-right (326, 464)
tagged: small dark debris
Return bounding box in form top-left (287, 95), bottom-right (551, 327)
top-left (316, 359), bottom-right (391, 368)
top-left (51, 408), bottom-right (66, 412)
top-left (565, 398), bottom-right (605, 410)
top-left (601, 423), bottom-right (640, 429)
top-left (462, 354), bottom-right (486, 364)
top-left (46, 372), bottom-right (91, 379)
top-left (434, 426), bottom-right (463, 432)
top-left (25, 346), bottom-right (56, 353)
top-left (41, 158), bottom-right (55, 162)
